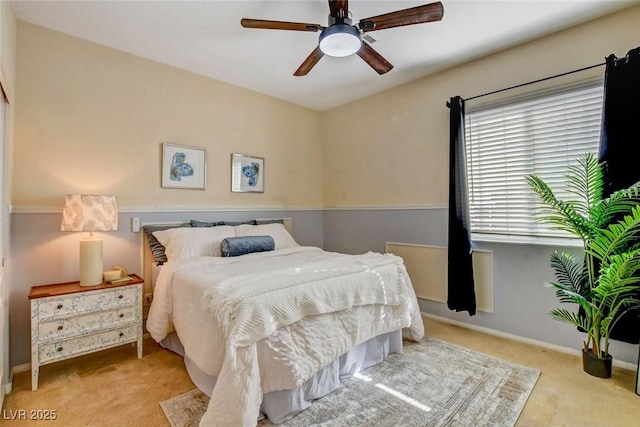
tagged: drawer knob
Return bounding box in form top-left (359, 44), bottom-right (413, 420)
top-left (118, 295), bottom-right (123, 299)
top-left (56, 304), bottom-right (63, 309)
top-left (57, 325), bottom-right (63, 331)
top-left (119, 313), bottom-right (124, 318)
top-left (57, 347), bottom-right (63, 352)
top-left (119, 332), bottom-right (124, 337)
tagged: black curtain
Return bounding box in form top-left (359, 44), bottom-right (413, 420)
top-left (447, 96), bottom-right (476, 315)
top-left (598, 47), bottom-right (640, 344)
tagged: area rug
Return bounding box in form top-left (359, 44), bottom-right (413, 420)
top-left (160, 338), bottom-right (540, 426)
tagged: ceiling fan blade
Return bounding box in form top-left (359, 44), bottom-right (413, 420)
top-left (294, 46), bottom-right (325, 76)
top-left (357, 43), bottom-right (393, 75)
top-left (358, 1), bottom-right (444, 32)
top-left (328, 0), bottom-right (349, 18)
top-left (241, 18), bottom-right (322, 32)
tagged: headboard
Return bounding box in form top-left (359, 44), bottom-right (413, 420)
top-left (141, 218), bottom-right (293, 297)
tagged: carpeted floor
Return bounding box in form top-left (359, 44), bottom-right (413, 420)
top-left (160, 337), bottom-right (540, 426)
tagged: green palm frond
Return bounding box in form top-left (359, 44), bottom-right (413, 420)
top-left (588, 183), bottom-right (640, 230)
top-left (547, 284), bottom-right (593, 308)
top-left (550, 308), bottom-right (591, 331)
top-left (565, 152), bottom-right (603, 217)
top-left (526, 175), bottom-right (591, 238)
top-left (587, 206), bottom-right (640, 263)
top-left (603, 181), bottom-right (640, 200)
top-left (594, 251), bottom-right (640, 308)
top-left (548, 251), bottom-right (589, 299)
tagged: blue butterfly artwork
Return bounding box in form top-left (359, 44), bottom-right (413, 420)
top-left (242, 162), bottom-right (260, 187)
top-left (170, 152), bottom-right (194, 181)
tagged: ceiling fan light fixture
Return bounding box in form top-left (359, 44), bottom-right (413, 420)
top-left (319, 24), bottom-right (361, 58)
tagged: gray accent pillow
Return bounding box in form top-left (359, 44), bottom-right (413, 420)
top-left (220, 236), bottom-right (275, 257)
top-left (255, 218), bottom-right (284, 225)
top-left (223, 219), bottom-right (258, 226)
top-left (190, 219), bottom-right (257, 227)
top-left (143, 224), bottom-right (191, 265)
top-left (190, 219), bottom-right (226, 227)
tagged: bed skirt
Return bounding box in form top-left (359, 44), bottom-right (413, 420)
top-left (161, 329), bottom-right (403, 424)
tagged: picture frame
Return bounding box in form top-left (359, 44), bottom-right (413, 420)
top-left (231, 153), bottom-right (264, 193)
top-left (161, 143), bottom-right (206, 189)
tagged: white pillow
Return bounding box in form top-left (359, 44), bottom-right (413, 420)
top-left (152, 226), bottom-right (235, 261)
top-left (234, 223), bottom-right (299, 249)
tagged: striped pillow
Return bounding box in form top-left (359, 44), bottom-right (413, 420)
top-left (143, 224), bottom-right (191, 265)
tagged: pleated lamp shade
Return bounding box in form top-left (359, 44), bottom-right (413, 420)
top-left (61, 195), bottom-right (118, 286)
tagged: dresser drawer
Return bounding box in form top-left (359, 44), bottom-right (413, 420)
top-left (38, 324), bottom-right (139, 364)
top-left (38, 305), bottom-right (139, 342)
top-left (36, 286), bottom-right (140, 320)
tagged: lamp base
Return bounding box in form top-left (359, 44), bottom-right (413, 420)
top-left (79, 281), bottom-right (102, 287)
top-left (80, 237), bottom-right (104, 286)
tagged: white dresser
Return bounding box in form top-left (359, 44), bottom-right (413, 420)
top-left (29, 274), bottom-right (144, 390)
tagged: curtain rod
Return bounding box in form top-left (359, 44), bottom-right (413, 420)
top-left (446, 61), bottom-right (605, 107)
top-left (465, 62), bottom-right (606, 101)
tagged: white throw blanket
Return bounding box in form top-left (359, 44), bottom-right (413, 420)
top-left (199, 251), bottom-right (420, 427)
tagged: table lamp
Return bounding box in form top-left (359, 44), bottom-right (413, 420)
top-left (61, 195), bottom-right (118, 286)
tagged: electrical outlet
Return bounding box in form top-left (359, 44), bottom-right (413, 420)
top-left (144, 293), bottom-right (153, 306)
top-left (131, 216), bottom-right (141, 233)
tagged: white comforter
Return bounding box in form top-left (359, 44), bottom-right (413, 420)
top-left (147, 246), bottom-right (424, 427)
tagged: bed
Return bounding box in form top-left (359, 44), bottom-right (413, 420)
top-left (143, 220), bottom-right (424, 426)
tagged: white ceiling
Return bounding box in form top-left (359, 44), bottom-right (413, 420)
top-left (12, 0), bottom-right (636, 111)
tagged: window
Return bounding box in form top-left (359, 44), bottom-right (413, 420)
top-left (465, 79), bottom-right (603, 240)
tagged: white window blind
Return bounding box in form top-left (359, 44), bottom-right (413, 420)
top-left (465, 80), bottom-right (603, 239)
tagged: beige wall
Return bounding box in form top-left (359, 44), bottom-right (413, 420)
top-left (321, 4), bottom-right (640, 207)
top-left (13, 5), bottom-right (640, 210)
top-left (0, 0), bottom-right (16, 102)
top-left (13, 22), bottom-right (323, 209)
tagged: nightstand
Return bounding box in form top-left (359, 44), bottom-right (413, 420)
top-left (29, 274), bottom-right (144, 390)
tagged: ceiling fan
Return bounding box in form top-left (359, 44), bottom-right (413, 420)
top-left (241, 1), bottom-right (444, 76)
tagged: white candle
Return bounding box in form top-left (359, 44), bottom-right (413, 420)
top-left (103, 269), bottom-right (121, 282)
top-left (80, 237), bottom-right (103, 286)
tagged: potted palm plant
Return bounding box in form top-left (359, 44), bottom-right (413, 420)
top-left (527, 152), bottom-right (640, 378)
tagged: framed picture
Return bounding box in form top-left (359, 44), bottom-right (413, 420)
top-left (161, 143), bottom-right (206, 189)
top-left (231, 153), bottom-right (264, 193)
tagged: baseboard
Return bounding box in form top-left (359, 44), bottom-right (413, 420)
top-left (6, 363), bottom-right (30, 394)
top-left (11, 362), bottom-right (30, 374)
top-left (423, 312), bottom-right (637, 371)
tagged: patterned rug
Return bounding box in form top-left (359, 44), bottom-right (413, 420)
top-left (160, 338), bottom-right (539, 426)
